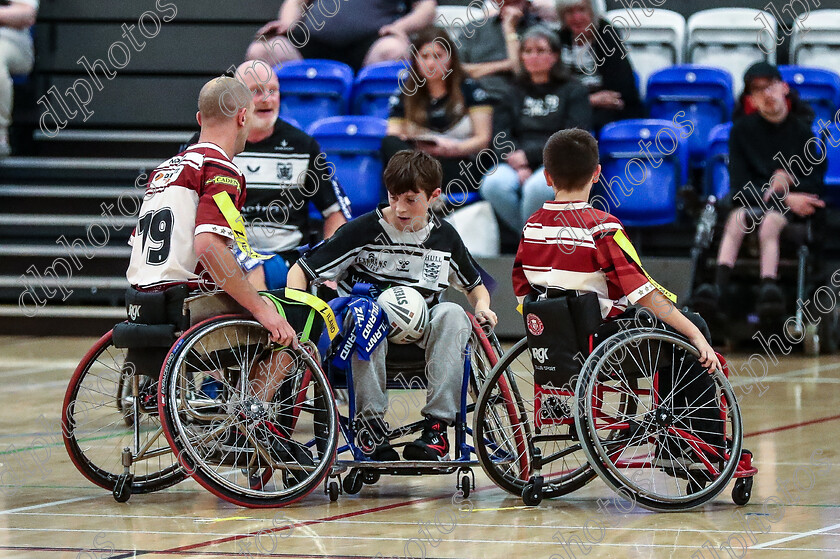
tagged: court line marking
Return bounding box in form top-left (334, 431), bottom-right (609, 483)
top-left (745, 413), bottom-right (840, 438)
top-left (0, 495), bottom-right (99, 515)
top-left (752, 521), bottom-right (840, 549)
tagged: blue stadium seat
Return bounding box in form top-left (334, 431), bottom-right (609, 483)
top-left (780, 66), bottom-right (840, 125)
top-left (646, 65), bottom-right (734, 168)
top-left (815, 121), bottom-right (840, 207)
top-left (351, 61), bottom-right (405, 119)
top-left (276, 60), bottom-right (354, 130)
top-left (706, 122), bottom-right (732, 200)
top-left (596, 119), bottom-right (689, 227)
top-left (308, 116), bottom-right (387, 216)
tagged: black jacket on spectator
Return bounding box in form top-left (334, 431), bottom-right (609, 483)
top-left (728, 95), bottom-right (825, 212)
top-left (559, 18), bottom-right (643, 132)
top-left (495, 78), bottom-right (592, 168)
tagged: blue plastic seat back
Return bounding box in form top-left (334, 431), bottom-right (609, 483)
top-left (596, 119), bottom-right (689, 226)
top-left (308, 116), bottom-right (388, 216)
top-left (816, 121), bottom-right (840, 207)
top-left (780, 66), bottom-right (840, 125)
top-left (276, 60), bottom-right (354, 130)
top-left (647, 65), bottom-right (734, 167)
top-left (706, 122), bottom-right (732, 200)
top-left (351, 61), bottom-right (406, 119)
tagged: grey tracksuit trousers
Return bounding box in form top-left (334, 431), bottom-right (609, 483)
top-left (350, 302), bottom-right (472, 425)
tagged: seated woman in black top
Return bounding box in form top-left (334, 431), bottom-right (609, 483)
top-left (383, 26), bottom-right (493, 201)
top-left (479, 25), bottom-right (591, 232)
top-left (556, 0), bottom-right (643, 132)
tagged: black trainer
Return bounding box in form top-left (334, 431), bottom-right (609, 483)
top-left (357, 416), bottom-right (399, 461)
top-left (404, 417), bottom-right (450, 461)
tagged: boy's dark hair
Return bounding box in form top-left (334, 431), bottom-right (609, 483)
top-left (543, 129), bottom-right (600, 191)
top-left (383, 150), bottom-right (443, 197)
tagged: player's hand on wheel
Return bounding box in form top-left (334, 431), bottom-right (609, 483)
top-left (691, 334), bottom-right (721, 373)
top-left (256, 296), bottom-right (298, 347)
top-left (475, 309), bottom-right (498, 329)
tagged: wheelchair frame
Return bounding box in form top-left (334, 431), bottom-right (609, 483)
top-left (474, 322), bottom-right (758, 512)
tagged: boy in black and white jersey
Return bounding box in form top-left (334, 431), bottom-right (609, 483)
top-left (287, 150), bottom-right (497, 461)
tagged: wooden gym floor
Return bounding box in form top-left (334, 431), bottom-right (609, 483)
top-left (1, 334), bottom-right (839, 558)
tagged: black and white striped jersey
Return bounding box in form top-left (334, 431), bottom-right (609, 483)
top-left (297, 205), bottom-right (482, 305)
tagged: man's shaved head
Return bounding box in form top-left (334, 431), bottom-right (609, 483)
top-left (198, 76), bottom-right (252, 122)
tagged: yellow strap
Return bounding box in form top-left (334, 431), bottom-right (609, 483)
top-left (516, 303), bottom-right (523, 315)
top-left (212, 192), bottom-right (272, 261)
top-left (283, 288), bottom-right (340, 340)
top-left (613, 229), bottom-right (677, 304)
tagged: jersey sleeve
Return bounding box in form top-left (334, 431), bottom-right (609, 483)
top-left (447, 226), bottom-right (482, 293)
top-left (296, 218), bottom-right (367, 282)
top-left (464, 80), bottom-right (492, 112)
top-left (594, 227), bottom-right (655, 304)
top-left (195, 164), bottom-right (244, 240)
top-left (306, 138), bottom-right (348, 218)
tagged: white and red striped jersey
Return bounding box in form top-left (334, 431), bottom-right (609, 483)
top-left (512, 200), bottom-right (654, 319)
top-left (127, 142), bottom-right (246, 287)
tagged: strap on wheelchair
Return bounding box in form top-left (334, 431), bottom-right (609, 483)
top-left (113, 285), bottom-right (190, 349)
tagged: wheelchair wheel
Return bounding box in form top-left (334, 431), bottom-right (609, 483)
top-left (62, 330), bottom-right (185, 494)
top-left (473, 338), bottom-right (596, 499)
top-left (575, 328), bottom-right (743, 512)
top-left (158, 316), bottom-right (338, 508)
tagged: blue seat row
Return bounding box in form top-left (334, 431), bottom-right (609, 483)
top-left (276, 60), bottom-right (405, 130)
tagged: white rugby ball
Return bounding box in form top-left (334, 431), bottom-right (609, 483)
top-left (376, 286), bottom-right (429, 344)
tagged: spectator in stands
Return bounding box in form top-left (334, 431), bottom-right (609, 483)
top-left (694, 62), bottom-right (826, 320)
top-left (458, 0), bottom-right (538, 103)
top-left (0, 0), bottom-right (37, 157)
top-left (480, 26), bottom-right (591, 233)
top-left (555, 0), bottom-right (643, 132)
top-left (384, 26), bottom-right (492, 197)
top-left (246, 0), bottom-right (437, 73)
top-left (189, 60), bottom-right (352, 290)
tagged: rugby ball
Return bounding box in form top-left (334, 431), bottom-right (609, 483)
top-left (376, 286), bottom-right (429, 344)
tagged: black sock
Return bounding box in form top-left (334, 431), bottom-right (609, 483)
top-left (761, 276), bottom-right (778, 287)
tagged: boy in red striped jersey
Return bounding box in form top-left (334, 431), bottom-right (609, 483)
top-left (512, 128), bottom-right (720, 371)
top-left (512, 129), bottom-right (724, 468)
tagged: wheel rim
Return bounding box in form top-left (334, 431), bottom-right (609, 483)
top-left (163, 319), bottom-right (337, 501)
top-left (577, 329), bottom-right (742, 510)
top-left (62, 331), bottom-right (183, 491)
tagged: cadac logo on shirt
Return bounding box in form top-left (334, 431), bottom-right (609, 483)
top-left (526, 313), bottom-right (544, 336)
top-left (206, 175), bottom-right (241, 193)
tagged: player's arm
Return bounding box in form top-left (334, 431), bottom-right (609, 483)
top-left (286, 263), bottom-right (309, 290)
top-left (466, 284), bottom-right (497, 327)
top-left (323, 211), bottom-right (346, 238)
top-left (194, 232), bottom-right (297, 345)
top-left (636, 290), bottom-right (721, 373)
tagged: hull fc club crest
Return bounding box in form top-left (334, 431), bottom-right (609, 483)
top-left (526, 313), bottom-right (544, 336)
top-left (276, 162), bottom-right (293, 181)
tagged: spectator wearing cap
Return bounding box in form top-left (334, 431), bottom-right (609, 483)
top-left (247, 0), bottom-right (437, 73)
top-left (694, 62), bottom-right (826, 321)
top-left (479, 25), bottom-right (591, 234)
top-left (458, 0), bottom-right (541, 104)
top-left (555, 0), bottom-right (643, 132)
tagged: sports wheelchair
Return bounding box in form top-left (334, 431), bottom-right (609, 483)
top-left (63, 285), bottom-right (340, 507)
top-left (322, 310), bottom-right (506, 502)
top-left (472, 291), bottom-right (757, 512)
top-left (62, 285), bottom-right (509, 507)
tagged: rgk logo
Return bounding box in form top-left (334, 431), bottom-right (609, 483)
top-left (531, 347), bottom-right (548, 364)
top-left (128, 304), bottom-right (141, 321)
